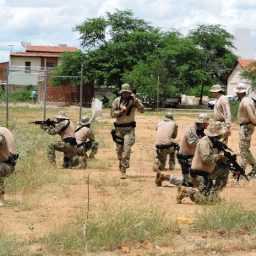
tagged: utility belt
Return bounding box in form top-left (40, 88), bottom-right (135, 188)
top-left (63, 137), bottom-right (77, 145)
top-left (156, 143), bottom-right (176, 150)
top-left (176, 152), bottom-right (193, 160)
top-left (240, 122), bottom-right (253, 126)
top-left (4, 153), bottom-right (19, 166)
top-left (114, 121), bottom-right (136, 128)
top-left (77, 140), bottom-right (92, 149)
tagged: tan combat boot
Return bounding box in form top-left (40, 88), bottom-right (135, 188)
top-left (176, 185), bottom-right (189, 204)
top-left (0, 194), bottom-right (5, 207)
top-left (120, 168), bottom-right (126, 179)
top-left (155, 171), bottom-right (170, 186)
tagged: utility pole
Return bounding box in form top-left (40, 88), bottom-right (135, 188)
top-left (157, 75), bottom-right (160, 110)
top-left (79, 63), bottom-right (84, 121)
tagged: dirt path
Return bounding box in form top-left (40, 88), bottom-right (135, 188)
top-left (1, 107), bottom-right (256, 255)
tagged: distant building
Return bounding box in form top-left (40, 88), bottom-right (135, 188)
top-left (227, 59), bottom-right (256, 99)
top-left (8, 44), bottom-right (78, 86)
top-left (0, 62), bottom-right (8, 86)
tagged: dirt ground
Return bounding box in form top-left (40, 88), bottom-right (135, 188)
top-left (1, 104), bottom-right (256, 255)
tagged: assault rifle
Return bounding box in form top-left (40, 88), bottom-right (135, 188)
top-left (209, 137), bottom-right (249, 181)
top-left (122, 89), bottom-right (137, 116)
top-left (29, 118), bottom-right (56, 127)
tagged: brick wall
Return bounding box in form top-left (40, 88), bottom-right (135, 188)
top-left (39, 82), bottom-right (94, 105)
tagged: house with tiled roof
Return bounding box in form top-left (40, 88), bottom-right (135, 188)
top-left (9, 44), bottom-right (78, 86)
top-left (227, 58), bottom-right (256, 98)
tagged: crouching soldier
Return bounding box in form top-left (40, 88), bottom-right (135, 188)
top-left (0, 126), bottom-right (18, 206)
top-left (41, 111), bottom-right (78, 168)
top-left (75, 115), bottom-right (99, 168)
top-left (152, 112), bottom-right (178, 172)
top-left (176, 121), bottom-right (230, 204)
top-left (110, 83), bottom-right (144, 179)
top-left (155, 113), bottom-right (209, 187)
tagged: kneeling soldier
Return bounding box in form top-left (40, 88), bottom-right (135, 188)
top-left (75, 115), bottom-right (99, 168)
top-left (0, 126), bottom-right (18, 206)
top-left (176, 121), bottom-right (230, 204)
top-left (41, 111), bottom-right (78, 168)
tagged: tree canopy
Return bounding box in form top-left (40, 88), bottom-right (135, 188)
top-left (53, 9), bottom-right (238, 102)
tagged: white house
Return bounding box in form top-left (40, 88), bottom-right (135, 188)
top-left (8, 44), bottom-right (78, 86)
top-left (227, 59), bottom-right (256, 99)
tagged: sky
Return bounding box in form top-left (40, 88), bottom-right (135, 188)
top-left (0, 0), bottom-right (255, 63)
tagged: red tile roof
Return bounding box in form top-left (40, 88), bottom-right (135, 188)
top-left (238, 59), bottom-right (256, 69)
top-left (26, 45), bottom-right (78, 53)
top-left (11, 52), bottom-right (60, 58)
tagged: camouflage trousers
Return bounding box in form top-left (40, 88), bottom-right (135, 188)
top-left (115, 127), bottom-right (135, 170)
top-left (48, 141), bottom-right (78, 163)
top-left (0, 163), bottom-right (15, 195)
top-left (183, 164), bottom-right (229, 204)
top-left (153, 147), bottom-right (176, 171)
top-left (239, 123), bottom-right (255, 168)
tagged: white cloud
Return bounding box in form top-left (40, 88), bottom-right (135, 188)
top-left (0, 0), bottom-right (255, 62)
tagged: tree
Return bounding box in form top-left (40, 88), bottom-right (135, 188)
top-left (241, 61), bottom-right (256, 88)
top-left (188, 24), bottom-right (237, 103)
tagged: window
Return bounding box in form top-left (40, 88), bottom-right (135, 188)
top-left (25, 61), bottom-right (31, 73)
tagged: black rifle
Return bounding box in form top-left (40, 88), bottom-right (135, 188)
top-left (77, 140), bottom-right (93, 149)
top-left (29, 118), bottom-right (56, 127)
top-left (209, 137), bottom-right (249, 181)
top-left (121, 89), bottom-right (137, 116)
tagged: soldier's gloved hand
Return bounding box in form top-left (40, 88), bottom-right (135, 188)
top-left (120, 105), bottom-right (127, 113)
top-left (40, 124), bottom-right (47, 130)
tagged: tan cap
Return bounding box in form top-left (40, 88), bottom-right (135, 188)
top-left (164, 112), bottom-right (173, 120)
top-left (205, 121), bottom-right (226, 137)
top-left (119, 83), bottom-right (132, 93)
top-left (196, 113), bottom-right (210, 124)
top-left (79, 115), bottom-right (90, 126)
top-left (56, 111), bottom-right (68, 119)
top-left (234, 83), bottom-right (247, 93)
top-left (210, 84), bottom-right (224, 93)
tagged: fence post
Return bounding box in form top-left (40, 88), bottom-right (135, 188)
top-left (43, 67), bottom-right (48, 120)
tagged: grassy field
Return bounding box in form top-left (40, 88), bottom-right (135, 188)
top-left (0, 104), bottom-right (256, 255)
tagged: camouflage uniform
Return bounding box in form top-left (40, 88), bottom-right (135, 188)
top-left (155, 113), bottom-right (210, 187)
top-left (210, 84), bottom-right (231, 144)
top-left (152, 113), bottom-right (178, 172)
top-left (43, 111), bottom-right (78, 168)
top-left (110, 83), bottom-right (144, 179)
top-left (176, 122), bottom-right (229, 204)
top-left (0, 127), bottom-right (18, 206)
top-left (235, 84), bottom-right (256, 172)
top-left (75, 115), bottom-right (99, 168)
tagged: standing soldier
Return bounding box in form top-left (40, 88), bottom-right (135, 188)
top-left (152, 112), bottom-right (178, 172)
top-left (176, 121), bottom-right (230, 204)
top-left (155, 113), bottom-right (210, 187)
top-left (210, 84), bottom-right (231, 143)
top-left (0, 126), bottom-right (18, 207)
top-left (234, 83), bottom-right (256, 176)
top-left (41, 111), bottom-right (78, 168)
top-left (110, 83), bottom-right (145, 179)
top-left (75, 115), bottom-right (99, 168)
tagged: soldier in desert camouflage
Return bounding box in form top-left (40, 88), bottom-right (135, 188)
top-left (155, 113), bottom-right (209, 187)
top-left (176, 121), bottom-right (230, 204)
top-left (75, 115), bottom-right (99, 168)
top-left (110, 83), bottom-right (144, 179)
top-left (210, 84), bottom-right (231, 144)
top-left (0, 126), bottom-right (18, 207)
top-left (234, 83), bottom-right (256, 177)
top-left (152, 112), bottom-right (178, 173)
top-left (41, 111), bottom-right (78, 168)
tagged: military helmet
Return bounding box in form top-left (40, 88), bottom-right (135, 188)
top-left (79, 115), bottom-right (90, 126)
top-left (164, 112), bottom-right (173, 120)
top-left (196, 113), bottom-right (210, 124)
top-left (119, 83), bottom-right (132, 94)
